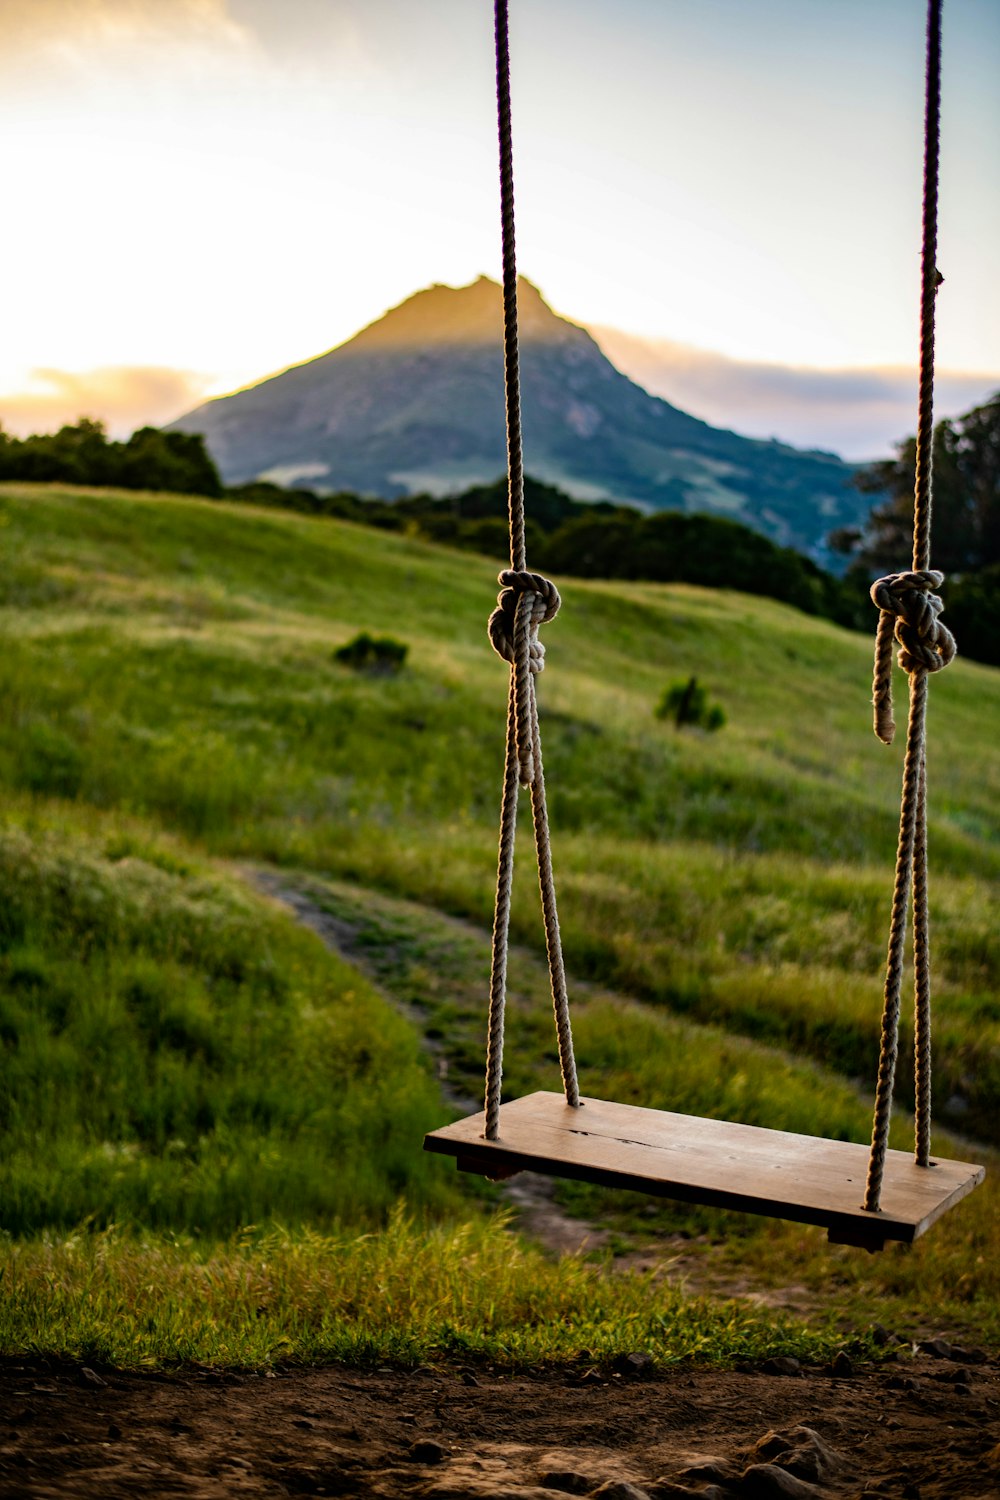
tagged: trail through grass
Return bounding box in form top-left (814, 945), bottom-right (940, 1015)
top-left (0, 809), bottom-right (454, 1235)
top-left (267, 871), bottom-right (1000, 1348)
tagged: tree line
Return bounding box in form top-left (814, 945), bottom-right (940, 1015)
top-left (3, 395), bottom-right (997, 664)
top-left (0, 418), bottom-right (222, 497)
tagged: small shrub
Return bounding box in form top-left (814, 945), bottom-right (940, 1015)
top-left (654, 675), bottom-right (725, 731)
top-left (333, 633), bottom-right (408, 675)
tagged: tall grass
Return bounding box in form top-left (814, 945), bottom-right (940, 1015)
top-left (0, 1211), bottom-right (848, 1370)
top-left (2, 483), bottom-right (997, 872)
top-left (1, 483), bottom-right (996, 1137)
top-left (0, 810), bottom-right (455, 1234)
top-left (293, 875), bottom-right (1000, 1347)
top-left (1, 482), bottom-right (997, 1361)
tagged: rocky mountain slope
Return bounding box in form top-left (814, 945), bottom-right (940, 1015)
top-left (171, 277), bottom-right (866, 562)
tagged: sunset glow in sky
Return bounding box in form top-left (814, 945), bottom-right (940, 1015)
top-left (2, 0), bottom-right (998, 456)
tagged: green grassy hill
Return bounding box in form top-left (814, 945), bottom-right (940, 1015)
top-left (1, 480), bottom-right (997, 1364)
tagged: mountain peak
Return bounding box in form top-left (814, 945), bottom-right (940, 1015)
top-left (348, 275), bottom-right (586, 352)
top-left (170, 274), bottom-right (865, 565)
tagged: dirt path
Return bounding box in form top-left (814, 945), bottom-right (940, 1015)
top-left (3, 1349), bottom-right (999, 1499)
top-left (249, 869), bottom-right (611, 1258)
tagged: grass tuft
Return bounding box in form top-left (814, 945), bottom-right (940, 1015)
top-left (0, 1211), bottom-right (848, 1370)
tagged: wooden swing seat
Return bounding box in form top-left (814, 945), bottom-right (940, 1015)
top-left (425, 1092), bottom-right (985, 1252)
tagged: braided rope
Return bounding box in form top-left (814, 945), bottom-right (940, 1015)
top-left (864, 0), bottom-right (950, 1211)
top-left (494, 0), bottom-right (525, 577)
top-left (485, 684), bottom-right (520, 1141)
top-left (483, 0), bottom-right (580, 1140)
top-left (912, 744), bottom-right (932, 1164)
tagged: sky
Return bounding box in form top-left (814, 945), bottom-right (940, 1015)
top-left (1, 0), bottom-right (998, 460)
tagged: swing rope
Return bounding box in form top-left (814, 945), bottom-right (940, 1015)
top-left (481, 0), bottom-right (958, 1201)
top-left (864, 0), bottom-right (956, 1212)
top-left (483, 0), bottom-right (579, 1141)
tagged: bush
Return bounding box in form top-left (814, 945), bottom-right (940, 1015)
top-left (0, 418), bottom-right (223, 497)
top-left (655, 676), bottom-right (725, 731)
top-left (333, 632), bottom-right (408, 675)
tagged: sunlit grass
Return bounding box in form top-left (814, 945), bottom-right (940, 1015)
top-left (290, 874), bottom-right (999, 1347)
top-left (0, 481), bottom-right (996, 1364)
top-left (0, 809), bottom-right (456, 1235)
top-left (0, 1212), bottom-right (853, 1370)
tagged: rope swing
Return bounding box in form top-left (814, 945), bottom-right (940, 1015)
top-left (482, 0), bottom-right (580, 1142)
top-left (426, 0), bottom-right (983, 1251)
top-left (863, 0), bottom-right (956, 1213)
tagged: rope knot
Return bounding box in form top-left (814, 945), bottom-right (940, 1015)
top-left (487, 569), bottom-right (561, 670)
top-left (870, 569), bottom-right (956, 744)
top-left (488, 570), bottom-right (561, 787)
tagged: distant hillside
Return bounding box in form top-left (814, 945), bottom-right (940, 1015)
top-left (171, 278), bottom-right (867, 565)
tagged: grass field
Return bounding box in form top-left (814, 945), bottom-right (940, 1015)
top-left (1, 480), bottom-right (997, 1366)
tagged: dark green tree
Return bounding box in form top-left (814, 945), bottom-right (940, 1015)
top-left (846, 393), bottom-right (1000, 573)
top-left (118, 427), bottom-right (222, 497)
top-left (0, 419), bottom-right (222, 497)
top-left (834, 393), bottom-right (1000, 665)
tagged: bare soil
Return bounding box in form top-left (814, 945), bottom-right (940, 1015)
top-left (3, 1348), bottom-right (999, 1500)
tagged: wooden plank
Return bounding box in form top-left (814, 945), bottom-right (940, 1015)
top-left (424, 1092), bottom-right (985, 1249)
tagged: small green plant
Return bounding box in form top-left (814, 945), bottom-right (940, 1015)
top-left (655, 675), bottom-right (725, 731)
top-left (333, 632), bottom-right (408, 675)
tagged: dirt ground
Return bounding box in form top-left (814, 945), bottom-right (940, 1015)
top-left (2, 1345), bottom-right (999, 1500)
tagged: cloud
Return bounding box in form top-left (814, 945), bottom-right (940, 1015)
top-left (0, 0), bottom-right (256, 90)
top-left (229, 0), bottom-right (366, 63)
top-left (0, 0), bottom-right (427, 112)
top-left (0, 0), bottom-right (243, 49)
top-left (0, 0), bottom-right (378, 84)
top-left (589, 326), bottom-right (1000, 461)
top-left (0, 366), bottom-right (214, 439)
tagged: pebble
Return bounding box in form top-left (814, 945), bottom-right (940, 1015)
top-left (537, 1471), bottom-right (592, 1495)
top-left (761, 1357), bottom-right (802, 1378)
top-left (408, 1439), bottom-right (447, 1465)
top-left (678, 1458), bottom-right (740, 1485)
top-left (651, 1483), bottom-right (727, 1500)
top-left (590, 1482), bottom-right (651, 1500)
top-left (750, 1427), bottom-right (846, 1486)
top-left (919, 1338), bottom-right (954, 1360)
top-left (741, 1463), bottom-right (820, 1498)
top-left (872, 1324), bottom-right (909, 1348)
top-left (918, 1336), bottom-right (987, 1365)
